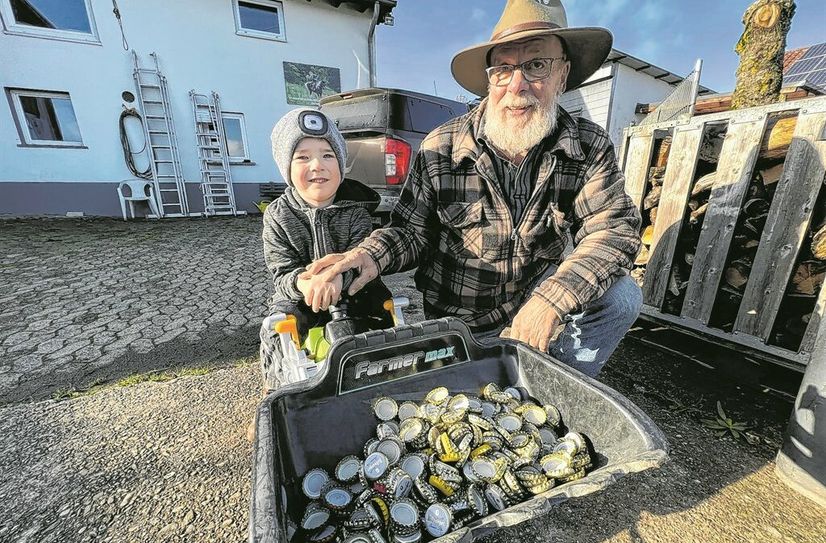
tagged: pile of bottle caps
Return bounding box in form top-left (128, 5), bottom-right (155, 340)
top-left (294, 383), bottom-right (594, 542)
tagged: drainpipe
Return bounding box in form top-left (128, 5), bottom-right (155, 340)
top-left (368, 1), bottom-right (380, 87)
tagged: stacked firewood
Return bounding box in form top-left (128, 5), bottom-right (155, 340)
top-left (631, 113), bottom-right (826, 349)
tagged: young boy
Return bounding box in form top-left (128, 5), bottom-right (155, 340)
top-left (259, 108), bottom-right (392, 392)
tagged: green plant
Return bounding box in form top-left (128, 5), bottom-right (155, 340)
top-left (255, 200), bottom-right (272, 214)
top-left (702, 401), bottom-right (754, 442)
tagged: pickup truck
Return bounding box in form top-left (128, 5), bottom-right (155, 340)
top-left (320, 87), bottom-right (470, 224)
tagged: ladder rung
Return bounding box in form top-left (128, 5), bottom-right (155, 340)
top-left (143, 100), bottom-right (163, 104)
top-left (145, 115), bottom-right (167, 119)
top-left (155, 160), bottom-right (173, 163)
top-left (160, 188), bottom-right (182, 192)
top-left (141, 84), bottom-right (161, 89)
top-left (148, 130), bottom-right (169, 134)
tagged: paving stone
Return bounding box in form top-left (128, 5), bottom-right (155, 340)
top-left (36, 338), bottom-right (65, 355)
top-left (0, 217), bottom-right (270, 403)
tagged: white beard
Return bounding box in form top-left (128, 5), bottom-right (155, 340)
top-left (483, 93), bottom-right (559, 159)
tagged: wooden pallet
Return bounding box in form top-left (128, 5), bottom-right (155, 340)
top-left (620, 96), bottom-right (826, 368)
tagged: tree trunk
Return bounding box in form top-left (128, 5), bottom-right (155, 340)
top-left (731, 0), bottom-right (796, 110)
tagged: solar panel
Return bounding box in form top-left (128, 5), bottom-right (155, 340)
top-left (786, 57), bottom-right (823, 77)
top-left (803, 42), bottom-right (826, 58)
top-left (784, 42), bottom-right (826, 90)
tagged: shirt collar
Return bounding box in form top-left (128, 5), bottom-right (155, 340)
top-left (451, 98), bottom-right (586, 168)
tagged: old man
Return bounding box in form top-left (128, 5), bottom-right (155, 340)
top-left (308, 0), bottom-right (642, 378)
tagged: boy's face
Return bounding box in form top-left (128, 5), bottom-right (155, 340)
top-left (290, 137), bottom-right (341, 208)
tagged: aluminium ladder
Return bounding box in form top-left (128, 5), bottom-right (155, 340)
top-left (131, 51), bottom-right (189, 218)
top-left (189, 91), bottom-right (242, 216)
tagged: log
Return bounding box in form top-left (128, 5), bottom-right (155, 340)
top-left (731, 0), bottom-right (796, 110)
top-left (635, 244), bottom-right (650, 266)
top-left (644, 185), bottom-right (661, 210)
top-left (759, 162), bottom-right (785, 188)
top-left (699, 125), bottom-right (726, 163)
top-left (648, 166), bottom-right (667, 187)
top-left (654, 136), bottom-right (672, 168)
top-left (690, 202), bottom-right (709, 224)
top-left (759, 115), bottom-right (796, 160)
top-left (790, 260), bottom-right (826, 295)
top-left (725, 257), bottom-right (753, 290)
top-left (813, 223), bottom-right (826, 260)
top-left (641, 225), bottom-right (655, 246)
top-left (691, 172), bottom-right (717, 197)
top-left (743, 197), bottom-right (770, 217)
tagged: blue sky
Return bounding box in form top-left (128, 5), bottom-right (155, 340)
top-left (376, 0), bottom-right (826, 100)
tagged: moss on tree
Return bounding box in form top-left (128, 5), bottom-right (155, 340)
top-left (731, 0), bottom-right (796, 110)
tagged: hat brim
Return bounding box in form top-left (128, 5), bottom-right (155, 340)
top-left (451, 27), bottom-right (613, 97)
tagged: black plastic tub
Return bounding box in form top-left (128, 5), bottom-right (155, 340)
top-left (249, 318), bottom-right (669, 542)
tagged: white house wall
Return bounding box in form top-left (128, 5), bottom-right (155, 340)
top-left (559, 64), bottom-right (613, 130)
top-left (0, 0), bottom-right (375, 216)
top-left (608, 63), bottom-right (679, 146)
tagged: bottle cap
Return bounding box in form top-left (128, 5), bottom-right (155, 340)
top-left (302, 468), bottom-right (330, 499)
top-left (376, 437), bottom-right (405, 465)
top-left (466, 484), bottom-right (488, 517)
top-left (389, 498), bottom-right (420, 535)
top-left (423, 503), bottom-right (453, 537)
top-left (335, 456), bottom-right (362, 484)
top-left (386, 467), bottom-right (414, 499)
top-left (363, 451), bottom-right (390, 481)
top-left (301, 502), bottom-right (331, 530)
top-left (308, 525), bottom-right (337, 543)
top-left (322, 483), bottom-right (353, 511)
top-left (484, 483), bottom-right (510, 511)
top-left (373, 397), bottom-right (399, 421)
top-left (399, 418), bottom-right (426, 444)
top-left (399, 454), bottom-right (426, 480)
top-left (495, 413), bottom-right (522, 432)
top-left (397, 401), bottom-right (421, 421)
top-left (376, 421), bottom-right (400, 440)
top-left (425, 386), bottom-right (450, 405)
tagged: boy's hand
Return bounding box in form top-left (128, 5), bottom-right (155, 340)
top-left (306, 248), bottom-right (378, 295)
top-left (296, 272), bottom-right (343, 312)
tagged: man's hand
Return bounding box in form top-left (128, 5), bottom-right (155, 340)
top-left (501, 296), bottom-right (563, 352)
top-left (305, 248), bottom-right (379, 295)
top-left (296, 272), bottom-right (343, 312)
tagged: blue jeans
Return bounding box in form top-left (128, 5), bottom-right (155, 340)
top-left (478, 275), bottom-right (642, 378)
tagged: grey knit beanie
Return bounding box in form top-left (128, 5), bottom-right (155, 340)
top-left (270, 108), bottom-right (346, 185)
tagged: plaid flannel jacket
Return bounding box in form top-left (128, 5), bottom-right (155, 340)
top-left (360, 100), bottom-right (641, 333)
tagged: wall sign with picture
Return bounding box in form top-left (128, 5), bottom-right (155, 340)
top-left (283, 62), bottom-right (341, 106)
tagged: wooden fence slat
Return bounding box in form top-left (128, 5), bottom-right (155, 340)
top-left (622, 131), bottom-right (656, 211)
top-left (734, 108), bottom-right (826, 341)
top-left (642, 125), bottom-right (704, 308)
top-left (681, 117), bottom-right (768, 324)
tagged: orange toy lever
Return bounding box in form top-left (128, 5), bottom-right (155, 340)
top-left (274, 315), bottom-right (300, 347)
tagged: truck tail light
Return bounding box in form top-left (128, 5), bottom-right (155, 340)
top-left (385, 137), bottom-right (412, 185)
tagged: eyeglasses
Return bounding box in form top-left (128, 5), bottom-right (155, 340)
top-left (485, 57), bottom-right (567, 86)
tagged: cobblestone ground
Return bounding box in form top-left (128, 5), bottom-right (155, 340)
top-left (0, 217), bottom-right (271, 404)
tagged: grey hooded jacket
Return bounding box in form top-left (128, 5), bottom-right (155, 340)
top-left (262, 178), bottom-right (380, 307)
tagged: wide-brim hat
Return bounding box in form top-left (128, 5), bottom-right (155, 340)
top-left (451, 0), bottom-right (613, 97)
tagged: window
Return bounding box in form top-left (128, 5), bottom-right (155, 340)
top-left (222, 112), bottom-right (249, 162)
top-left (0, 0), bottom-right (99, 43)
top-left (9, 89), bottom-right (82, 146)
top-left (232, 0), bottom-right (285, 41)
